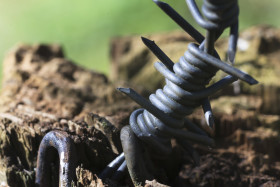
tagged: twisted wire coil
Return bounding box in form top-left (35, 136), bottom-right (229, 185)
top-left (127, 0), bottom-right (240, 157)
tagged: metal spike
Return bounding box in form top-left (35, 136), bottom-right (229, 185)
top-left (189, 44), bottom-right (258, 85)
top-left (99, 152), bottom-right (125, 179)
top-left (111, 161), bottom-right (127, 181)
top-left (227, 50), bottom-right (236, 64)
top-left (202, 98), bottom-right (215, 136)
top-left (202, 98), bottom-right (214, 129)
top-left (141, 37), bottom-right (174, 71)
top-left (153, 0), bottom-right (204, 43)
top-left (228, 22), bottom-right (239, 64)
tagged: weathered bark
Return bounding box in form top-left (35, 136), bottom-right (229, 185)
top-left (0, 44), bottom-right (137, 186)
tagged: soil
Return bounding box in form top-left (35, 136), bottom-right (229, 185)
top-left (0, 25), bottom-right (280, 187)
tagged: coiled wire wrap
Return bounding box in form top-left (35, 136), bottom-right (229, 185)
top-left (122, 0), bottom-right (241, 158)
top-left (187, 0), bottom-right (239, 30)
top-left (186, 0), bottom-right (239, 62)
top-left (99, 0), bottom-right (258, 185)
top-left (126, 49), bottom-right (235, 157)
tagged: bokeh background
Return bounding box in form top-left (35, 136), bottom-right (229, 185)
top-left (0, 0), bottom-right (279, 77)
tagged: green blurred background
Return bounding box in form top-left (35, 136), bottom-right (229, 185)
top-left (0, 0), bottom-right (279, 77)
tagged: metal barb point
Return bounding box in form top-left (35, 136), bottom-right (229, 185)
top-left (117, 87), bottom-right (130, 94)
top-left (189, 43), bottom-right (258, 85)
top-left (227, 50), bottom-right (236, 64)
top-left (99, 153), bottom-right (127, 180)
top-left (153, 0), bottom-right (204, 43)
top-left (141, 36), bottom-right (174, 71)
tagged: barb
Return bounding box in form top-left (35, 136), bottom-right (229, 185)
top-left (153, 0), bottom-right (204, 43)
top-left (141, 37), bottom-right (174, 71)
top-left (99, 152), bottom-right (126, 180)
top-left (188, 43), bottom-right (258, 85)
